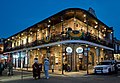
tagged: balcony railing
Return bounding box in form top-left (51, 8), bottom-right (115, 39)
top-left (4, 30), bottom-right (113, 52)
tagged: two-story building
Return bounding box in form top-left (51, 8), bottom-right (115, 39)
top-left (4, 8), bottom-right (114, 73)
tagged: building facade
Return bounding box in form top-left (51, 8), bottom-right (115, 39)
top-left (4, 8), bottom-right (114, 72)
top-left (114, 38), bottom-right (120, 60)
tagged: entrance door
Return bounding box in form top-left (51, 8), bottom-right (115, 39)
top-left (63, 53), bottom-right (72, 72)
top-left (76, 54), bottom-right (83, 71)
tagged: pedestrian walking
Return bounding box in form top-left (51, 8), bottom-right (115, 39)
top-left (4, 61), bottom-right (7, 69)
top-left (51, 64), bottom-right (54, 73)
top-left (7, 59), bottom-right (13, 76)
top-left (38, 63), bottom-right (42, 79)
top-left (44, 58), bottom-right (50, 79)
top-left (0, 61), bottom-right (4, 75)
top-left (114, 60), bottom-right (118, 74)
top-left (32, 58), bottom-right (39, 79)
top-left (64, 63), bottom-right (68, 72)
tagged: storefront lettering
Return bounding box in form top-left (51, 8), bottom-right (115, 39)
top-left (66, 47), bottom-right (72, 53)
top-left (76, 47), bottom-right (83, 53)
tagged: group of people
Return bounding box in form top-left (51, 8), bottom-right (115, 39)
top-left (63, 63), bottom-right (71, 72)
top-left (32, 58), bottom-right (50, 79)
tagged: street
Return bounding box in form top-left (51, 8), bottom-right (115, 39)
top-left (1, 71), bottom-right (120, 83)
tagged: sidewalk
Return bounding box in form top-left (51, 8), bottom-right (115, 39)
top-left (0, 69), bottom-right (32, 81)
top-left (0, 69), bottom-right (91, 82)
top-left (49, 70), bottom-right (88, 77)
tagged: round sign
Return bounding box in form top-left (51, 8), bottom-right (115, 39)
top-left (76, 47), bottom-right (83, 53)
top-left (66, 47), bottom-right (72, 53)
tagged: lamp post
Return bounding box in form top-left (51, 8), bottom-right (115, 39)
top-left (26, 50), bottom-right (29, 71)
top-left (85, 45), bottom-right (89, 75)
top-left (62, 44), bottom-right (64, 75)
top-left (61, 25), bottom-right (64, 75)
top-left (61, 16), bottom-right (64, 75)
top-left (87, 48), bottom-right (89, 74)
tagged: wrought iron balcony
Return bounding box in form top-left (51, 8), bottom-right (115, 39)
top-left (4, 30), bottom-right (113, 52)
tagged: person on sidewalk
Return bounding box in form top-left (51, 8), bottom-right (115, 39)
top-left (7, 60), bottom-right (13, 76)
top-left (32, 58), bottom-right (39, 79)
top-left (0, 61), bottom-right (4, 75)
top-left (44, 58), bottom-right (50, 79)
top-left (38, 63), bottom-right (42, 79)
top-left (51, 64), bottom-right (54, 73)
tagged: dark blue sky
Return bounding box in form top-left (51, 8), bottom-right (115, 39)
top-left (0, 0), bottom-right (120, 39)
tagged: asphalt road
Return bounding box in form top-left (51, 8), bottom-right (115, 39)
top-left (1, 72), bottom-right (120, 83)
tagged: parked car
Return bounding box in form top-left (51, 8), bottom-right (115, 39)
top-left (93, 60), bottom-right (116, 74)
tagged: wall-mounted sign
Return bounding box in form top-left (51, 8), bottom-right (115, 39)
top-left (76, 47), bottom-right (83, 53)
top-left (66, 47), bottom-right (72, 53)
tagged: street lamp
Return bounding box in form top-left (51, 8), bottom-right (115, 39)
top-left (61, 16), bottom-right (64, 75)
top-left (85, 45), bottom-right (89, 74)
top-left (61, 43), bottom-right (64, 75)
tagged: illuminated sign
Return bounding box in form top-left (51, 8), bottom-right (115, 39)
top-left (76, 47), bottom-right (83, 53)
top-left (66, 47), bottom-right (72, 53)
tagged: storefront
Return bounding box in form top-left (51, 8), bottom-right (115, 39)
top-left (5, 40), bottom-right (113, 73)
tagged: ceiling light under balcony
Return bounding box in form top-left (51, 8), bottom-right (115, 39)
top-left (84, 20), bottom-right (86, 23)
top-left (63, 53), bottom-right (65, 55)
top-left (94, 25), bottom-right (98, 28)
top-left (102, 30), bottom-right (104, 32)
top-left (48, 24), bottom-right (50, 27)
top-left (102, 48), bottom-right (104, 50)
top-left (86, 45), bottom-right (88, 47)
top-left (95, 47), bottom-right (97, 49)
top-left (103, 34), bottom-right (106, 37)
top-left (74, 18), bottom-right (76, 22)
top-left (83, 14), bottom-right (86, 17)
top-left (37, 29), bottom-right (40, 32)
top-left (48, 20), bottom-right (51, 23)
top-left (61, 16), bottom-right (63, 22)
top-left (12, 37), bottom-right (14, 39)
top-left (95, 21), bottom-right (98, 25)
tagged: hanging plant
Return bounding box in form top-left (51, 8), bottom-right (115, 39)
top-left (69, 30), bottom-right (82, 38)
top-left (44, 35), bottom-right (51, 43)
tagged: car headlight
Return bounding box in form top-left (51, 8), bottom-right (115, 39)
top-left (103, 67), bottom-right (108, 69)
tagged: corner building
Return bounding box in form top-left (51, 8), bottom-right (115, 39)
top-left (4, 8), bottom-right (114, 73)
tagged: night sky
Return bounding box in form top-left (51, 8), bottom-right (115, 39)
top-left (0, 0), bottom-right (120, 39)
